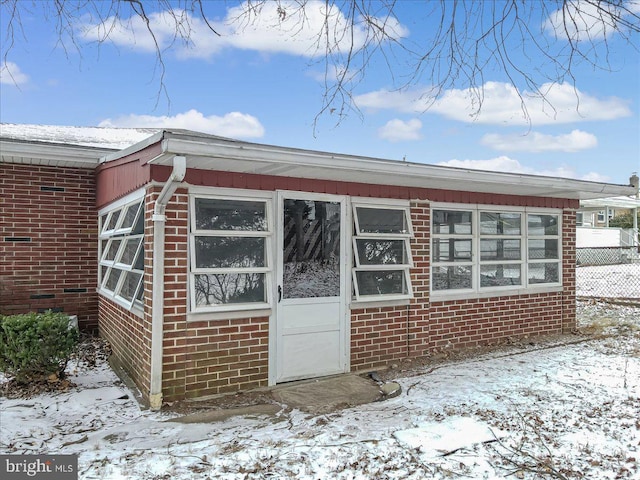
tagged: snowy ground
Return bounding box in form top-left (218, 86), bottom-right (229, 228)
top-left (577, 263), bottom-right (640, 299)
top-left (1, 301), bottom-right (639, 480)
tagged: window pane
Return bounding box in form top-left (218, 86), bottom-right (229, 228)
top-left (355, 239), bottom-right (408, 265)
top-left (283, 200), bottom-right (341, 299)
top-left (119, 237), bottom-right (142, 266)
top-left (528, 262), bottom-right (559, 284)
top-left (480, 239), bottom-right (521, 261)
top-left (480, 264), bottom-right (521, 287)
top-left (433, 210), bottom-right (472, 234)
top-left (104, 239), bottom-right (122, 261)
top-left (480, 212), bottom-right (521, 235)
top-left (120, 202), bottom-right (142, 230)
top-left (528, 214), bottom-right (558, 235)
top-left (528, 239), bottom-right (558, 259)
top-left (106, 210), bottom-right (121, 230)
top-left (355, 207), bottom-right (409, 234)
top-left (195, 237), bottom-right (265, 268)
top-left (120, 272), bottom-right (142, 302)
top-left (194, 273), bottom-right (265, 305)
top-left (432, 265), bottom-right (472, 290)
top-left (195, 198), bottom-right (266, 231)
top-left (355, 270), bottom-right (407, 296)
top-left (104, 268), bottom-right (122, 292)
top-left (433, 239), bottom-right (472, 262)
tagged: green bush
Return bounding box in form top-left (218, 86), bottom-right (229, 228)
top-left (0, 311), bottom-right (78, 383)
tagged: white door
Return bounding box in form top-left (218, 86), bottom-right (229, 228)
top-left (275, 192), bottom-right (348, 383)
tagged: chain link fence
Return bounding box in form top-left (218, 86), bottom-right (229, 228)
top-left (576, 246), bottom-right (640, 302)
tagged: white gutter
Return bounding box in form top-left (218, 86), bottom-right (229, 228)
top-left (149, 155), bottom-right (186, 410)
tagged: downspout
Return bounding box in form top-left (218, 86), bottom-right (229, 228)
top-left (150, 155), bottom-right (186, 410)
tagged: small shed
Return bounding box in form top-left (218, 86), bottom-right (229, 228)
top-left (1, 126), bottom-right (635, 409)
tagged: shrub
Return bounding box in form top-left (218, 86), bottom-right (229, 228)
top-left (0, 311), bottom-right (78, 383)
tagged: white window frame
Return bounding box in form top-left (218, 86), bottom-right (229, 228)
top-left (351, 200), bottom-right (414, 302)
top-left (98, 189), bottom-right (145, 313)
top-left (431, 203), bottom-right (562, 300)
top-left (189, 191), bottom-right (273, 313)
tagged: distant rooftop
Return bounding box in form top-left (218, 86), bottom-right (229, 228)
top-left (0, 123), bottom-right (159, 150)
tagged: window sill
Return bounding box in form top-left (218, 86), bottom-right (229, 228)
top-left (350, 298), bottom-right (412, 310)
top-left (96, 289), bottom-right (144, 318)
top-left (187, 308), bottom-right (272, 322)
top-left (429, 285), bottom-right (563, 303)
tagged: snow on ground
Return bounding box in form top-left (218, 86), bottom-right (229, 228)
top-left (577, 263), bottom-right (640, 299)
top-left (1, 302), bottom-right (639, 479)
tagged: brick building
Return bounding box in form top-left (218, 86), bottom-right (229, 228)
top-left (1, 126), bottom-right (635, 409)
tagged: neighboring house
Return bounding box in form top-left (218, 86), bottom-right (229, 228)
top-left (1, 125), bottom-right (636, 409)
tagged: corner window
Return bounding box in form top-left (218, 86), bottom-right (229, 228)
top-left (98, 194), bottom-right (145, 311)
top-left (352, 204), bottom-right (413, 301)
top-left (190, 196), bottom-right (272, 311)
top-left (432, 206), bottom-right (561, 296)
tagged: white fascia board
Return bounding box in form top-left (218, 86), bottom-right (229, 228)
top-left (156, 137), bottom-right (635, 200)
top-left (581, 196), bottom-right (640, 209)
top-left (0, 139), bottom-right (113, 167)
top-left (99, 131), bottom-right (165, 163)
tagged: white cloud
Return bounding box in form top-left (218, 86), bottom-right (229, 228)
top-left (0, 61), bottom-right (29, 85)
top-left (481, 129), bottom-right (598, 153)
top-left (543, 1), bottom-right (622, 41)
top-left (80, 1), bottom-right (408, 59)
top-left (354, 81), bottom-right (631, 125)
top-left (98, 109), bottom-right (265, 139)
top-left (437, 155), bottom-right (609, 182)
top-left (378, 118), bottom-right (422, 142)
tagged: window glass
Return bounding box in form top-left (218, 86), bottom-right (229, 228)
top-left (355, 207), bottom-right (409, 234)
top-left (355, 239), bottom-right (408, 265)
top-left (195, 237), bottom-right (265, 269)
top-left (195, 198), bottom-right (266, 231)
top-left (432, 210), bottom-right (472, 234)
top-left (528, 239), bottom-right (558, 259)
top-left (355, 270), bottom-right (407, 296)
top-left (433, 238), bottom-right (472, 262)
top-left (480, 239), bottom-right (521, 261)
top-left (528, 214), bottom-right (558, 235)
top-left (528, 262), bottom-right (559, 284)
top-left (480, 212), bottom-right (521, 235)
top-left (480, 264), bottom-right (521, 287)
top-left (194, 273), bottom-right (265, 306)
top-left (432, 265), bottom-right (472, 290)
top-left (98, 196), bottom-right (145, 311)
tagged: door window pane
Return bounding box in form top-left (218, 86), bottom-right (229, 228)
top-left (283, 200), bottom-right (340, 299)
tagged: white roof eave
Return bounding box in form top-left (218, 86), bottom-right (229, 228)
top-left (147, 136), bottom-right (635, 201)
top-left (0, 138), bottom-right (114, 168)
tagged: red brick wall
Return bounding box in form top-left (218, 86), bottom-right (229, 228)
top-left (0, 163), bottom-right (98, 330)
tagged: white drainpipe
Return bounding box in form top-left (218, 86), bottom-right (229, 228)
top-left (149, 155), bottom-right (186, 410)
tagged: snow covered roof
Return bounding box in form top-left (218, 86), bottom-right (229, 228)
top-left (0, 123), bottom-right (160, 168)
top-left (0, 123), bottom-right (159, 150)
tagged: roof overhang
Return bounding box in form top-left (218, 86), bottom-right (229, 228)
top-left (581, 196), bottom-right (640, 210)
top-left (101, 129), bottom-right (635, 201)
top-left (1, 138), bottom-right (116, 168)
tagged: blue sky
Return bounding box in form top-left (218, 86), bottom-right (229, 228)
top-left (1, 1), bottom-right (639, 185)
